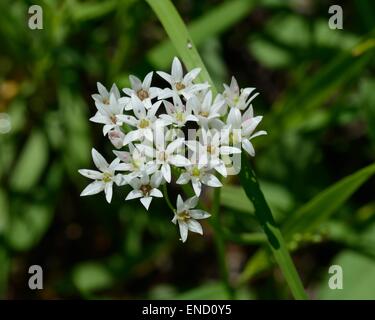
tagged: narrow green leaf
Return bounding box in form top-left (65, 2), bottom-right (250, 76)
top-left (145, 0), bottom-right (215, 89)
top-left (239, 153), bottom-right (307, 299)
top-left (148, 0), bottom-right (256, 69)
top-left (283, 162), bottom-right (375, 237)
top-left (9, 130), bottom-right (48, 192)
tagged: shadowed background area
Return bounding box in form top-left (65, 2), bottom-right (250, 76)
top-left (0, 0), bottom-right (375, 299)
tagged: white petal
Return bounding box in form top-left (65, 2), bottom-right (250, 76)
top-left (157, 71), bottom-right (172, 84)
top-left (190, 209), bottom-right (211, 220)
top-left (220, 146), bottom-right (241, 155)
top-left (92, 148), bottom-right (109, 171)
top-left (169, 155), bottom-right (190, 167)
top-left (125, 190), bottom-right (143, 200)
top-left (161, 163), bottom-right (171, 183)
top-left (123, 130), bottom-right (142, 145)
top-left (80, 181), bottom-right (105, 197)
top-left (183, 68), bottom-right (200, 84)
top-left (242, 139), bottom-right (255, 156)
top-left (176, 172), bottom-right (191, 185)
top-left (129, 75), bottom-right (142, 91)
top-left (171, 57), bottom-right (183, 81)
top-left (201, 174), bottom-right (222, 187)
top-left (191, 179), bottom-right (201, 197)
top-left (250, 130), bottom-right (267, 139)
top-left (187, 219), bottom-right (203, 235)
top-left (142, 72), bottom-right (153, 90)
top-left (90, 113), bottom-right (108, 124)
top-left (97, 82), bottom-right (108, 97)
top-left (104, 182), bottom-right (113, 203)
top-left (150, 188), bottom-right (163, 198)
top-left (185, 196), bottom-right (199, 209)
top-left (214, 162), bottom-right (227, 177)
top-left (166, 138), bottom-right (185, 154)
top-left (78, 169), bottom-right (103, 180)
top-left (140, 196), bottom-right (153, 210)
top-left (176, 194), bottom-right (184, 213)
top-left (178, 221), bottom-right (189, 242)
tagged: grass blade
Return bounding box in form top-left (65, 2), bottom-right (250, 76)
top-left (239, 153), bottom-right (308, 299)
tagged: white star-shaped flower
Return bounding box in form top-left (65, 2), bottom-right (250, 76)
top-left (159, 96), bottom-right (198, 128)
top-left (91, 82), bottom-right (121, 106)
top-left (186, 129), bottom-right (241, 177)
top-left (79, 148), bottom-right (123, 203)
top-left (137, 138), bottom-right (190, 183)
top-left (223, 76), bottom-right (259, 123)
top-left (226, 105), bottom-right (267, 156)
top-left (157, 57), bottom-right (209, 100)
top-left (113, 143), bottom-right (157, 179)
top-left (176, 154), bottom-right (222, 196)
top-left (125, 172), bottom-right (163, 210)
top-left (172, 195), bottom-right (211, 242)
top-left (90, 93), bottom-right (127, 136)
top-left (117, 95), bottom-right (162, 144)
top-left (122, 72), bottom-right (160, 110)
top-left (190, 90), bottom-right (225, 129)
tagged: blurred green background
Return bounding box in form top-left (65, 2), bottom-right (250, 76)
top-left (0, 0), bottom-right (375, 299)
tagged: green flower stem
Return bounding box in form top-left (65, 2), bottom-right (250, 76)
top-left (239, 153), bottom-right (308, 300)
top-left (211, 186), bottom-right (235, 299)
top-left (162, 183), bottom-right (175, 213)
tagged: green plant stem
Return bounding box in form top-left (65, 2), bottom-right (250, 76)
top-left (162, 184), bottom-right (175, 213)
top-left (239, 153), bottom-right (308, 300)
top-left (211, 186), bottom-right (235, 299)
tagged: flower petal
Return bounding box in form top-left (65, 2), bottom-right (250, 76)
top-left (78, 169), bottom-right (103, 180)
top-left (92, 148), bottom-right (109, 172)
top-left (104, 182), bottom-right (113, 203)
top-left (178, 221), bottom-right (189, 242)
top-left (187, 219), bottom-right (203, 235)
top-left (190, 209), bottom-right (211, 220)
top-left (140, 196), bottom-right (153, 210)
top-left (80, 181), bottom-right (105, 197)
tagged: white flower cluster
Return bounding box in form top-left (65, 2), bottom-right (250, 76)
top-left (79, 57), bottom-right (266, 242)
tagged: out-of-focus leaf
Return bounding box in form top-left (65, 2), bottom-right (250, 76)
top-left (318, 223), bottom-right (375, 299)
top-left (59, 89), bottom-right (91, 172)
top-left (221, 181), bottom-right (293, 220)
top-left (9, 130), bottom-right (48, 192)
top-left (68, 0), bottom-right (119, 22)
top-left (0, 189), bottom-right (8, 234)
top-left (148, 0), bottom-right (256, 69)
top-left (176, 281), bottom-right (253, 300)
top-left (283, 162), bottom-right (375, 236)
top-left (5, 202), bottom-right (53, 251)
top-left (250, 37), bottom-right (293, 68)
top-left (73, 262), bottom-right (113, 293)
top-left (358, 79), bottom-right (375, 144)
top-left (221, 185), bottom-right (254, 213)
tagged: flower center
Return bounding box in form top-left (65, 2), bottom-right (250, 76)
top-left (175, 82), bottom-right (186, 91)
top-left (103, 97), bottom-right (109, 105)
top-left (137, 89), bottom-right (149, 101)
top-left (207, 144), bottom-right (215, 155)
top-left (191, 166), bottom-right (200, 177)
top-left (175, 111), bottom-right (185, 123)
top-left (139, 118), bottom-right (150, 128)
top-left (140, 184), bottom-right (152, 196)
top-left (199, 111), bottom-right (209, 117)
top-left (110, 115), bottom-right (117, 124)
top-left (178, 210), bottom-right (191, 221)
top-left (158, 151), bottom-right (167, 162)
top-left (102, 172), bottom-right (112, 183)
